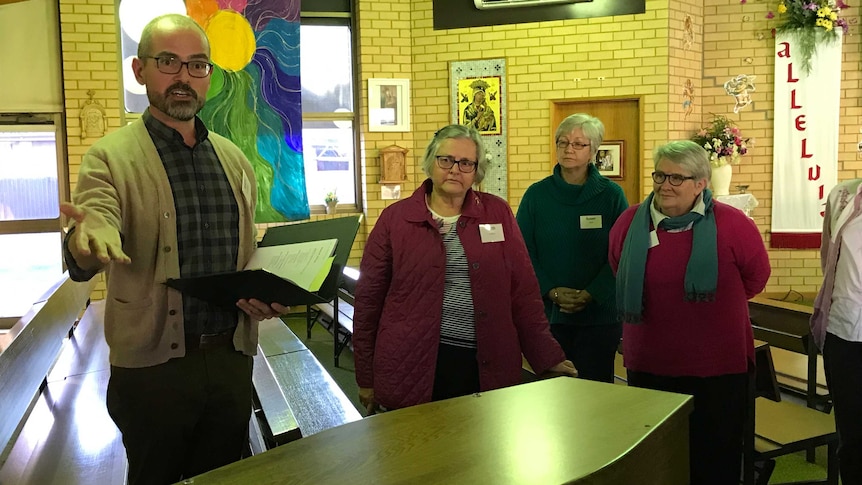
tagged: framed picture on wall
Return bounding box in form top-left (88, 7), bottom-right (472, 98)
top-left (368, 78), bottom-right (410, 132)
top-left (456, 76), bottom-right (502, 135)
top-left (595, 140), bottom-right (624, 178)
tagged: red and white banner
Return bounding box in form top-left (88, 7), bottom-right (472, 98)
top-left (771, 32), bottom-right (841, 249)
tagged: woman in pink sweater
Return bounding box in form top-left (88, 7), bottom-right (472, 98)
top-left (608, 140), bottom-right (771, 485)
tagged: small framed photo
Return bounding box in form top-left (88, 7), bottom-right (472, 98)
top-left (368, 78), bottom-right (410, 132)
top-left (595, 140), bottom-right (624, 179)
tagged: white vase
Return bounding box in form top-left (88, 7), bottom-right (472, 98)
top-left (711, 163), bottom-right (733, 196)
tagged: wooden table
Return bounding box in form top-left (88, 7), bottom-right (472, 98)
top-left (189, 378), bottom-right (693, 484)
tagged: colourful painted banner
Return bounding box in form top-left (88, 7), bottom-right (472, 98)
top-left (771, 32), bottom-right (841, 248)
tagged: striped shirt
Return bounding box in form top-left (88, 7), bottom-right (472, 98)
top-left (431, 210), bottom-right (477, 348)
top-left (143, 110), bottom-right (239, 335)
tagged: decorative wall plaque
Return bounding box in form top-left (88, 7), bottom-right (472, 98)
top-left (379, 145), bottom-right (408, 183)
top-left (80, 90), bottom-right (106, 141)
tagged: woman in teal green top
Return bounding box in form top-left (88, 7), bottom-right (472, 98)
top-left (516, 113), bottom-right (629, 382)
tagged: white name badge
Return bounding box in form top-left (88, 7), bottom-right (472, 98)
top-left (241, 171), bottom-right (252, 203)
top-left (479, 223), bottom-right (505, 243)
top-left (580, 215), bottom-right (602, 229)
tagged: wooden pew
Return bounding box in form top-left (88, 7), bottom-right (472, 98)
top-left (0, 293), bottom-right (124, 485)
top-left (748, 296), bottom-right (828, 410)
top-left (251, 317), bottom-right (307, 451)
top-left (257, 317), bottom-right (361, 438)
top-left (0, 272), bottom-right (95, 466)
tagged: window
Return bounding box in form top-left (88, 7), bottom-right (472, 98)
top-left (300, 20), bottom-right (358, 209)
top-left (0, 116), bottom-right (67, 325)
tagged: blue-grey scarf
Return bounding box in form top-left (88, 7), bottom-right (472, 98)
top-left (616, 189), bottom-right (717, 323)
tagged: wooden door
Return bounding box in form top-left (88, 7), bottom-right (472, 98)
top-left (551, 98), bottom-right (641, 205)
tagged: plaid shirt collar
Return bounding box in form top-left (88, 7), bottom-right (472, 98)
top-left (142, 109), bottom-right (209, 146)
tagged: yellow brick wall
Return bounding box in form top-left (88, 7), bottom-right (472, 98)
top-left (57, 0), bottom-right (859, 299)
top-left (355, 0), bottom-right (418, 262)
top-left (59, 0), bottom-right (122, 300)
top-left (667, 1), bottom-right (703, 141)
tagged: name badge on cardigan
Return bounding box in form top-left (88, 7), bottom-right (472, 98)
top-left (479, 223), bottom-right (504, 243)
top-left (241, 171), bottom-right (252, 203)
top-left (580, 215), bottom-right (602, 229)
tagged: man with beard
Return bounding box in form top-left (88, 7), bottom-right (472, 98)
top-left (60, 14), bottom-right (287, 485)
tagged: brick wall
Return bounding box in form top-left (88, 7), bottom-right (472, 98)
top-left (59, 0), bottom-right (122, 299)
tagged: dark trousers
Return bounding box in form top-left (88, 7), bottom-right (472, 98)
top-left (432, 343), bottom-right (480, 401)
top-left (627, 369), bottom-right (749, 485)
top-left (106, 344), bottom-right (253, 485)
top-left (823, 332), bottom-right (862, 485)
top-left (550, 323), bottom-right (622, 383)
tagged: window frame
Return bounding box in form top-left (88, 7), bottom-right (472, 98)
top-left (0, 113), bottom-right (69, 327)
top-left (300, 10), bottom-right (361, 214)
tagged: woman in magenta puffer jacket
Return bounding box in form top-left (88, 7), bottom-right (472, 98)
top-left (353, 125), bottom-right (575, 413)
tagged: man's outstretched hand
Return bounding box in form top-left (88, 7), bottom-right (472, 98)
top-left (60, 202), bottom-right (131, 267)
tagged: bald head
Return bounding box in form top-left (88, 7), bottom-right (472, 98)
top-left (137, 14), bottom-right (209, 59)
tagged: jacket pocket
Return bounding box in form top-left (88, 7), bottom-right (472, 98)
top-left (104, 297), bottom-right (157, 352)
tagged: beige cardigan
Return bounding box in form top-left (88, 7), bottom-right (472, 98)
top-left (69, 118), bottom-right (259, 368)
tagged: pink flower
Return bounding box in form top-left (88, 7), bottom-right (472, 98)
top-left (740, 0), bottom-right (747, 3)
top-left (836, 0), bottom-right (849, 9)
top-left (836, 18), bottom-right (849, 34)
top-left (766, 11), bottom-right (775, 19)
top-left (804, 2), bottom-right (818, 10)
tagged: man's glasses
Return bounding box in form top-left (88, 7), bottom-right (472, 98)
top-left (652, 171), bottom-right (696, 186)
top-left (556, 140), bottom-right (591, 151)
top-left (143, 56), bottom-right (214, 78)
top-left (436, 155), bottom-right (478, 173)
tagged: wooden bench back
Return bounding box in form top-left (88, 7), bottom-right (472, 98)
top-left (747, 297), bottom-right (827, 409)
top-left (748, 296), bottom-right (813, 355)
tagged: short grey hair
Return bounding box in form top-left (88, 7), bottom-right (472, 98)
top-left (653, 140), bottom-right (711, 181)
top-left (554, 113), bottom-right (605, 158)
top-left (138, 14), bottom-right (210, 59)
top-left (421, 125), bottom-right (490, 184)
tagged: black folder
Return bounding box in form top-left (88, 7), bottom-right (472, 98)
top-left (165, 215), bottom-right (361, 308)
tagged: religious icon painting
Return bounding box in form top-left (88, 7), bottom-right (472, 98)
top-left (457, 76), bottom-right (502, 135)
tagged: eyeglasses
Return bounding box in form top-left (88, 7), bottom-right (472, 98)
top-left (652, 171), bottom-right (696, 186)
top-left (435, 155), bottom-right (478, 173)
top-left (556, 140), bottom-right (591, 151)
top-left (143, 56), bottom-right (214, 78)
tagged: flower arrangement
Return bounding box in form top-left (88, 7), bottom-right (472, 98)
top-left (768, 0), bottom-right (849, 74)
top-left (324, 190), bottom-right (338, 205)
top-left (691, 115), bottom-right (749, 168)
